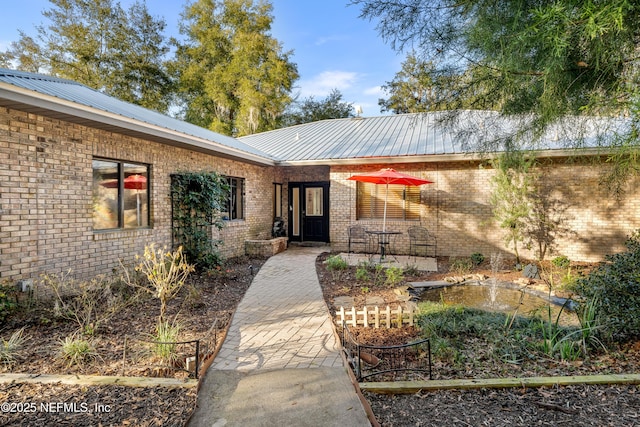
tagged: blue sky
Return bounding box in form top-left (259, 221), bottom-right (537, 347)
top-left (0, 0), bottom-right (404, 116)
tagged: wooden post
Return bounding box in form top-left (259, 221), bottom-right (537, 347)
top-left (374, 306), bottom-right (380, 328)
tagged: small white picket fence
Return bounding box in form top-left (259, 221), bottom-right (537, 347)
top-left (335, 305), bottom-right (416, 328)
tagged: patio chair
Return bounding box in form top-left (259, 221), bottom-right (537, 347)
top-left (408, 226), bottom-right (437, 258)
top-left (348, 225), bottom-right (370, 253)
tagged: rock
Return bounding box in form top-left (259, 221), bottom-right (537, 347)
top-left (365, 296), bottom-right (385, 306)
top-left (334, 296), bottom-right (355, 307)
top-left (394, 286), bottom-right (410, 296)
top-left (406, 301), bottom-right (419, 312)
top-left (523, 264), bottom-right (540, 279)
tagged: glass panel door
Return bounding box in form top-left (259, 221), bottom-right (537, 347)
top-left (305, 187), bottom-right (323, 216)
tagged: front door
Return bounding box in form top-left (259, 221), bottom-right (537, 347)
top-left (289, 182), bottom-right (330, 243)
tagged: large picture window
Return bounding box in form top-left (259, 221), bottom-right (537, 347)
top-left (356, 182), bottom-right (421, 221)
top-left (224, 177), bottom-right (245, 220)
top-left (92, 159), bottom-right (150, 230)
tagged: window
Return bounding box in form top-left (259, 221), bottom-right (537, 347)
top-left (274, 183), bottom-right (282, 218)
top-left (92, 159), bottom-right (150, 230)
top-left (224, 177), bottom-right (245, 220)
top-left (356, 182), bottom-right (421, 221)
top-left (305, 187), bottom-right (323, 216)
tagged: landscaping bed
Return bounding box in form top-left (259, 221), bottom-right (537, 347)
top-left (316, 252), bottom-right (640, 426)
top-left (0, 256), bottom-right (265, 426)
top-left (3, 250), bottom-right (640, 426)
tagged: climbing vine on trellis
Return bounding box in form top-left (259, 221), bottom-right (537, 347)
top-left (170, 172), bottom-right (229, 270)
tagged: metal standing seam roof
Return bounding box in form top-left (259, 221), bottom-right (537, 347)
top-left (0, 68), bottom-right (628, 165)
top-left (0, 68), bottom-right (278, 162)
top-left (239, 110), bottom-right (630, 163)
top-left (238, 111), bottom-right (495, 162)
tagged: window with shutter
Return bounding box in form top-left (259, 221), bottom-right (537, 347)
top-left (356, 182), bottom-right (421, 220)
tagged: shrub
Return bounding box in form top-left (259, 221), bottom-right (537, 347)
top-left (552, 255), bottom-right (571, 269)
top-left (0, 328), bottom-right (25, 366)
top-left (325, 255), bottom-right (348, 281)
top-left (384, 266), bottom-right (404, 287)
top-left (470, 252), bottom-right (485, 266)
top-left (449, 257), bottom-right (474, 275)
top-left (58, 334), bottom-right (97, 367)
top-left (43, 272), bottom-right (135, 335)
top-left (569, 230), bottom-right (640, 343)
top-left (0, 280), bottom-right (17, 321)
top-left (132, 244), bottom-right (195, 324)
top-left (151, 319), bottom-right (181, 366)
top-left (355, 264), bottom-right (370, 282)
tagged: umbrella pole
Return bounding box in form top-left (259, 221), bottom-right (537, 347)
top-left (136, 192), bottom-right (141, 226)
top-left (383, 183), bottom-right (388, 232)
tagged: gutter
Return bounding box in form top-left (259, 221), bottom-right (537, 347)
top-left (276, 147), bottom-right (608, 167)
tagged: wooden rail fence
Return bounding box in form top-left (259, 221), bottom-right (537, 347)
top-left (336, 305), bottom-right (416, 328)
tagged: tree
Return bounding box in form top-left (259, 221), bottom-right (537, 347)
top-left (0, 0), bottom-right (173, 113)
top-left (352, 0), bottom-right (640, 190)
top-left (380, 52), bottom-right (501, 114)
top-left (489, 152), bottom-right (536, 264)
top-left (281, 88), bottom-right (354, 126)
top-left (170, 0), bottom-right (299, 136)
top-left (378, 53), bottom-right (437, 114)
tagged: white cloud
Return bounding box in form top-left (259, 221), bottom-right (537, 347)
top-left (363, 85), bottom-right (383, 96)
top-left (299, 70), bottom-right (359, 97)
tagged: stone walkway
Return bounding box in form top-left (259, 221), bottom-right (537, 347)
top-left (187, 246), bottom-right (371, 427)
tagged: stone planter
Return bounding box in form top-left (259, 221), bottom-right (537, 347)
top-left (244, 237), bottom-right (288, 258)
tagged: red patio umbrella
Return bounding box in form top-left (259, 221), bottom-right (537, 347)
top-left (101, 174), bottom-right (147, 225)
top-left (100, 174), bottom-right (147, 190)
top-left (348, 168), bottom-right (433, 231)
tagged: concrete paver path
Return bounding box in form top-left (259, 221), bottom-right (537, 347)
top-left (187, 246), bottom-right (371, 426)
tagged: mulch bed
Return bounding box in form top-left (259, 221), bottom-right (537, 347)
top-left (2, 251), bottom-right (640, 426)
top-left (364, 384), bottom-right (640, 426)
top-left (316, 252), bottom-right (640, 426)
top-left (0, 383), bottom-right (195, 426)
top-left (0, 256), bottom-right (265, 426)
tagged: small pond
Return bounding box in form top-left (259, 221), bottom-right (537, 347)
top-left (419, 283), bottom-right (578, 326)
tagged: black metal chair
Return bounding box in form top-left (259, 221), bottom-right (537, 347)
top-left (408, 226), bottom-right (437, 258)
top-left (348, 225), bottom-right (370, 253)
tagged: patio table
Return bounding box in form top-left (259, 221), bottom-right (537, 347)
top-left (366, 230), bottom-right (402, 262)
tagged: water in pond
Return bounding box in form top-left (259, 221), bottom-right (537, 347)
top-left (420, 282), bottom-right (578, 326)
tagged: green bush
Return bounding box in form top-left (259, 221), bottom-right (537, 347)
top-left (58, 334), bottom-right (97, 367)
top-left (152, 319), bottom-right (181, 366)
top-left (0, 328), bottom-right (25, 366)
top-left (449, 257), bottom-right (474, 275)
top-left (355, 264), bottom-right (370, 282)
top-left (569, 230), bottom-right (640, 343)
top-left (325, 255), bottom-right (348, 281)
top-left (0, 281), bottom-right (17, 321)
top-left (384, 266), bottom-right (404, 287)
top-left (552, 255), bottom-right (571, 269)
top-left (470, 252), bottom-right (485, 266)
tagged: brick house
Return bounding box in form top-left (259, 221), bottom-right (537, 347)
top-left (1, 69), bottom-right (639, 282)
